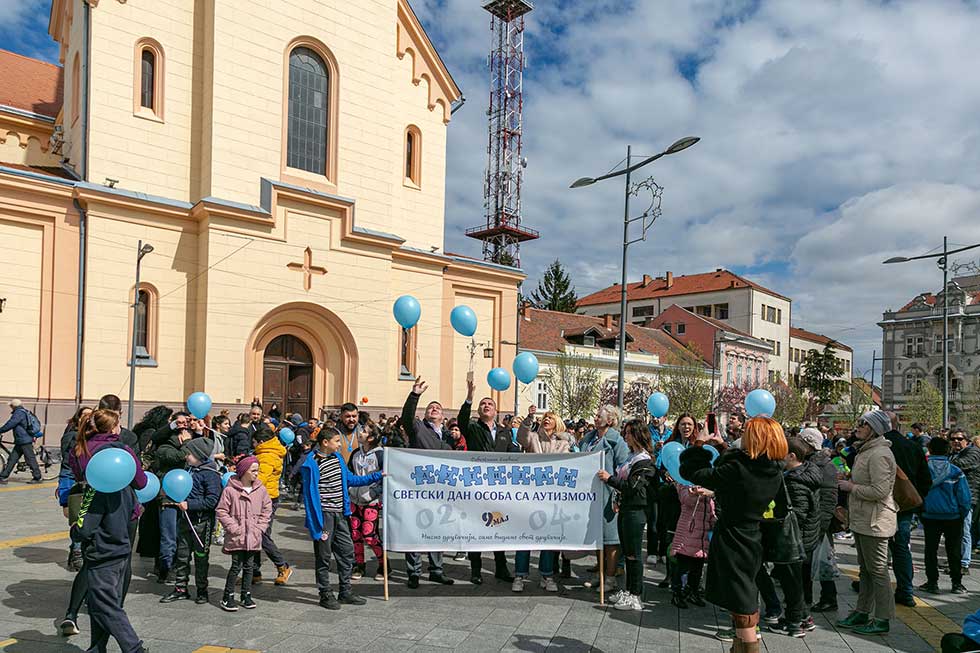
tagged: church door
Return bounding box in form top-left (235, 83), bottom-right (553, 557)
top-left (262, 334), bottom-right (313, 420)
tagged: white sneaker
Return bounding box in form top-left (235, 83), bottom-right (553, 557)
top-left (645, 555), bottom-right (657, 566)
top-left (606, 589), bottom-right (626, 605)
top-left (511, 576), bottom-right (526, 593)
top-left (540, 576), bottom-right (559, 592)
top-left (614, 593), bottom-right (642, 611)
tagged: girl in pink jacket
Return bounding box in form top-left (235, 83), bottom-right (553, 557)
top-left (215, 456), bottom-right (272, 612)
top-left (669, 483), bottom-right (716, 609)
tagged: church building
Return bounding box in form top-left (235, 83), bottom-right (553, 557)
top-left (0, 0), bottom-right (523, 430)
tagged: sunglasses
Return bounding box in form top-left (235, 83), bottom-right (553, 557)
top-left (951, 437), bottom-right (966, 442)
top-left (856, 420), bottom-right (868, 428)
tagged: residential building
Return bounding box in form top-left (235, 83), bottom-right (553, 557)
top-left (650, 305), bottom-right (772, 388)
top-left (516, 307), bottom-right (709, 418)
top-left (0, 2), bottom-right (523, 432)
top-left (788, 327), bottom-right (853, 387)
top-left (878, 275), bottom-right (980, 421)
top-left (577, 269), bottom-right (793, 381)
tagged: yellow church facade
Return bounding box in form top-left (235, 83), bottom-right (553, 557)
top-left (0, 0), bottom-right (522, 428)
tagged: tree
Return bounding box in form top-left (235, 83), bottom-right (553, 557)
top-left (905, 381), bottom-right (943, 432)
top-left (800, 344), bottom-right (846, 419)
top-left (659, 364), bottom-right (713, 419)
top-left (768, 380), bottom-right (807, 427)
top-left (836, 377), bottom-right (874, 425)
top-left (716, 380), bottom-right (763, 416)
top-left (543, 351), bottom-right (601, 420)
top-left (531, 259), bottom-right (578, 313)
top-left (599, 378), bottom-right (651, 418)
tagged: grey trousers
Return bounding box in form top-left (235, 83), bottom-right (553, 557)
top-left (405, 551), bottom-right (443, 577)
top-left (85, 558), bottom-right (143, 653)
top-left (854, 533), bottom-right (895, 620)
top-left (313, 511), bottom-right (355, 596)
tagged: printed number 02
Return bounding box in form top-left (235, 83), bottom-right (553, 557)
top-left (416, 504), bottom-right (456, 529)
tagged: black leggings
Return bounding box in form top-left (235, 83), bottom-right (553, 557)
top-left (671, 554), bottom-right (705, 593)
top-left (617, 508), bottom-right (646, 596)
top-left (224, 551), bottom-right (255, 596)
top-left (66, 519), bottom-right (137, 621)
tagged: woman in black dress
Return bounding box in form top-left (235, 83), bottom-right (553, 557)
top-left (679, 416), bottom-right (786, 653)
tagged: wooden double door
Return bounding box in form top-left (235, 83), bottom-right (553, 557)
top-left (263, 334), bottom-right (313, 419)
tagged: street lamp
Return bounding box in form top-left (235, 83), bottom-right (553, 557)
top-left (570, 136), bottom-right (700, 410)
top-left (127, 240), bottom-right (154, 427)
top-left (884, 237), bottom-right (980, 427)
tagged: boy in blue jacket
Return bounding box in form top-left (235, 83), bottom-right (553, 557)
top-left (300, 428), bottom-right (382, 610)
top-left (161, 437), bottom-right (222, 605)
top-left (920, 437), bottom-right (971, 595)
top-left (941, 608), bottom-right (980, 651)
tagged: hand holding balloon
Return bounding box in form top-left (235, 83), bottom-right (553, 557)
top-left (186, 392), bottom-right (212, 419)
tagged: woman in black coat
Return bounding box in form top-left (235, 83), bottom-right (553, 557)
top-left (679, 416), bottom-right (786, 653)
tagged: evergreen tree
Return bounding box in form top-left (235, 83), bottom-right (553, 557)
top-left (531, 259), bottom-right (578, 313)
top-left (800, 343), bottom-right (846, 409)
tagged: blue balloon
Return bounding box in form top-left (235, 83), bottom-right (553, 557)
top-left (135, 473), bottom-right (160, 503)
top-left (221, 471), bottom-right (236, 488)
top-left (279, 427), bottom-right (296, 446)
top-left (661, 441), bottom-right (690, 486)
top-left (162, 469), bottom-right (193, 502)
top-left (86, 447), bottom-right (137, 493)
top-left (450, 305), bottom-right (478, 337)
top-left (646, 392), bottom-right (670, 418)
top-left (186, 392), bottom-right (212, 419)
top-left (392, 295), bottom-right (421, 329)
top-left (487, 367), bottom-right (511, 391)
top-left (702, 444), bottom-right (720, 464)
top-left (745, 388), bottom-right (777, 418)
top-left (512, 352), bottom-right (539, 384)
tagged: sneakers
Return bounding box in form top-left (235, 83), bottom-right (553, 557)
top-left (338, 592), bottom-right (367, 605)
top-left (274, 565), bottom-right (293, 586)
top-left (606, 589), bottom-right (627, 605)
top-left (812, 599), bottom-right (838, 613)
top-left (685, 587), bottom-right (706, 607)
top-left (614, 593), bottom-right (642, 611)
top-left (763, 611), bottom-right (782, 626)
top-left (160, 588), bottom-right (189, 603)
top-left (952, 583), bottom-right (968, 594)
top-left (768, 619), bottom-right (805, 638)
top-left (714, 626), bottom-right (762, 642)
top-left (407, 575), bottom-right (420, 589)
top-left (240, 593), bottom-right (256, 609)
top-left (351, 564), bottom-right (365, 580)
top-left (429, 573), bottom-right (455, 585)
top-left (319, 593), bottom-right (341, 610)
top-left (453, 552), bottom-right (467, 561)
top-left (645, 555), bottom-right (658, 566)
top-left (894, 594), bottom-right (916, 607)
top-left (540, 576), bottom-right (559, 593)
top-left (836, 611), bottom-right (870, 629)
top-left (220, 594), bottom-right (238, 612)
top-left (670, 591), bottom-right (688, 609)
top-left (251, 572), bottom-right (263, 585)
top-left (917, 581), bottom-right (940, 594)
top-left (800, 616), bottom-right (816, 632)
top-left (59, 618), bottom-right (79, 636)
top-left (374, 561), bottom-right (391, 581)
top-left (512, 576), bottom-right (526, 593)
top-left (195, 589), bottom-right (209, 605)
top-left (853, 618), bottom-right (889, 635)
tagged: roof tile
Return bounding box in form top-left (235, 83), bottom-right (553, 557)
top-left (577, 269), bottom-right (789, 307)
top-left (0, 49), bottom-right (63, 119)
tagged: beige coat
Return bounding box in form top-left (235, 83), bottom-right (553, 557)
top-left (848, 435), bottom-right (898, 538)
top-left (517, 424), bottom-right (573, 454)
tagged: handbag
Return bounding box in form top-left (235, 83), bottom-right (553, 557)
top-left (761, 478), bottom-right (806, 565)
top-left (893, 466), bottom-right (923, 512)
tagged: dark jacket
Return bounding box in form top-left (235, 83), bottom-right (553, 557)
top-left (884, 429), bottom-right (931, 512)
top-left (117, 427), bottom-right (138, 452)
top-left (151, 433), bottom-right (187, 476)
top-left (951, 445), bottom-right (980, 506)
top-left (805, 449), bottom-right (839, 537)
top-left (680, 446), bottom-right (783, 615)
top-left (464, 415), bottom-right (520, 453)
top-left (776, 461), bottom-right (823, 553)
top-left (0, 407), bottom-right (32, 445)
top-left (604, 458), bottom-right (657, 510)
top-left (74, 486), bottom-right (137, 567)
top-left (225, 423), bottom-right (255, 460)
top-left (401, 392), bottom-right (455, 451)
top-left (185, 459), bottom-right (222, 517)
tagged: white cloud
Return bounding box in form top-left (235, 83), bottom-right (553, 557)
top-left (418, 0), bottom-right (980, 371)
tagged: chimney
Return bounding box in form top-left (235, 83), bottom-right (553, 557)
top-left (603, 314), bottom-right (614, 329)
top-left (666, 271), bottom-right (673, 289)
top-left (641, 273), bottom-right (653, 288)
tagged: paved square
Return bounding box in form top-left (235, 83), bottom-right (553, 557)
top-left (0, 479), bottom-right (976, 652)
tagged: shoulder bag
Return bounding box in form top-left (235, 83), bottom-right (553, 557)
top-left (762, 478), bottom-right (806, 565)
top-left (893, 466), bottom-right (923, 512)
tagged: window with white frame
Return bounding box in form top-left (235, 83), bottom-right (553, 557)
top-left (536, 380), bottom-right (548, 410)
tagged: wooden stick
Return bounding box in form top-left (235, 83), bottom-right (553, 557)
top-left (598, 547), bottom-right (605, 606)
top-left (383, 548), bottom-right (389, 601)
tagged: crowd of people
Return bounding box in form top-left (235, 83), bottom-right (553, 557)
top-left (1, 380), bottom-right (976, 653)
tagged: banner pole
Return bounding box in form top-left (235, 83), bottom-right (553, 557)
top-left (598, 547), bottom-right (605, 605)
top-left (383, 548), bottom-right (389, 601)
top-left (383, 468), bottom-right (389, 601)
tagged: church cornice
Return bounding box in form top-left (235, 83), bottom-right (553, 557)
top-left (396, 0), bottom-right (463, 124)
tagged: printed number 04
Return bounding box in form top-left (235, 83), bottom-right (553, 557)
top-left (529, 506), bottom-right (573, 532)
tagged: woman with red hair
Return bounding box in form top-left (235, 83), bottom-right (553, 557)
top-left (679, 417), bottom-right (786, 653)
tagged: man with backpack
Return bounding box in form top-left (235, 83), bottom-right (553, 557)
top-left (0, 398), bottom-right (43, 484)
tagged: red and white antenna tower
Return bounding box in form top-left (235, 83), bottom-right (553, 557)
top-left (466, 0), bottom-right (538, 267)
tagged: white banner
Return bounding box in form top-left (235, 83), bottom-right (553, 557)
top-left (383, 448), bottom-right (603, 552)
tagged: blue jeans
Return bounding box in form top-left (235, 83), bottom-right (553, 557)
top-left (889, 512), bottom-right (914, 600)
top-left (515, 551), bottom-right (558, 578)
top-left (159, 505), bottom-right (178, 569)
top-left (962, 507), bottom-right (973, 568)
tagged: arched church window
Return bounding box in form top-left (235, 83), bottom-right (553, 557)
top-left (287, 47), bottom-right (329, 174)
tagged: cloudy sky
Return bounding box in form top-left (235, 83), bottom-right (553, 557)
top-left (6, 0), bottom-right (980, 382)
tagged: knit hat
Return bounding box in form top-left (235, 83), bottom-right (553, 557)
top-left (861, 410), bottom-right (891, 437)
top-left (799, 428), bottom-right (824, 453)
top-left (235, 455), bottom-right (258, 479)
top-left (182, 436), bottom-right (213, 463)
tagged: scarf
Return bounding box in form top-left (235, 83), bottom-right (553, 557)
top-left (616, 450), bottom-right (651, 481)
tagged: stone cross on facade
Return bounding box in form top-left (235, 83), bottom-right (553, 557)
top-left (287, 247), bottom-right (327, 290)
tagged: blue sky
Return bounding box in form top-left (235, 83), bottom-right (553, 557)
top-left (7, 0), bottom-right (980, 378)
